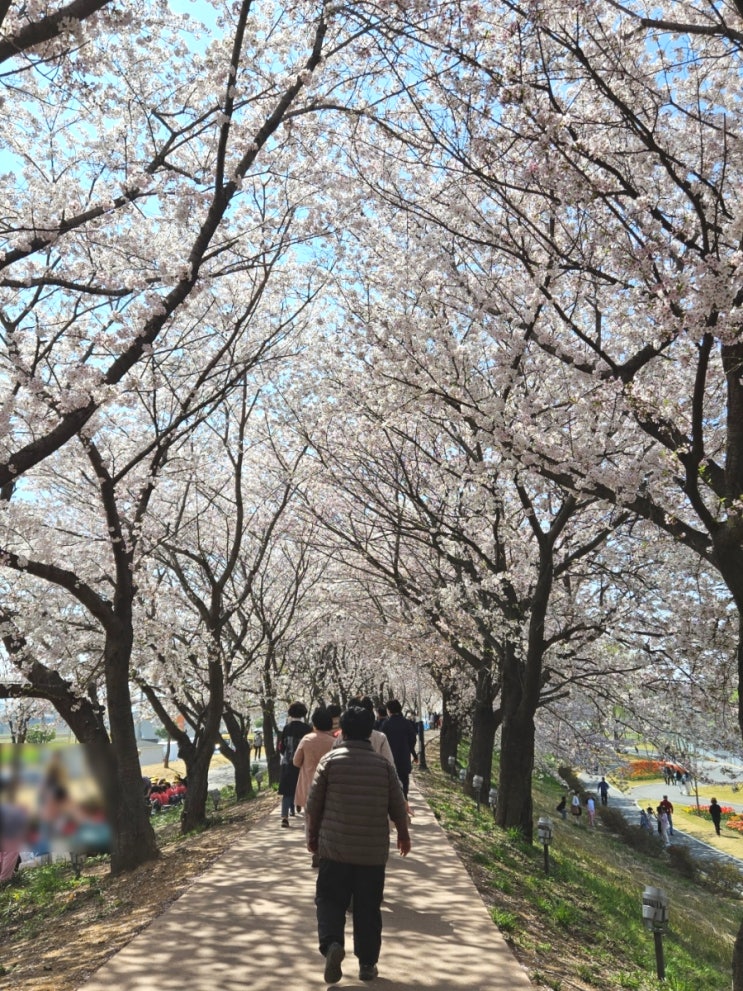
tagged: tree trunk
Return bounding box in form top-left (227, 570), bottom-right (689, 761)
top-left (179, 738), bottom-right (214, 833)
top-left (104, 631), bottom-right (159, 873)
top-left (439, 696), bottom-right (462, 774)
top-left (496, 704), bottom-right (536, 841)
top-left (465, 667), bottom-right (500, 795)
top-left (222, 707), bottom-right (254, 800)
top-left (261, 699), bottom-right (280, 785)
top-left (495, 644), bottom-right (536, 841)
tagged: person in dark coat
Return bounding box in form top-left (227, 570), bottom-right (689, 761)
top-left (277, 701), bottom-right (311, 827)
top-left (381, 699), bottom-right (418, 798)
top-left (710, 797), bottom-right (723, 836)
top-left (306, 705), bottom-right (410, 984)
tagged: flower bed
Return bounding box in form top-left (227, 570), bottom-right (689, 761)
top-left (619, 759), bottom-right (666, 780)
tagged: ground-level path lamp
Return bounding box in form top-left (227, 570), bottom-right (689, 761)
top-left (472, 774), bottom-right (484, 811)
top-left (537, 816), bottom-right (554, 875)
top-left (642, 885), bottom-right (669, 981)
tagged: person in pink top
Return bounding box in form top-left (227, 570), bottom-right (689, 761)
top-left (294, 707), bottom-right (337, 813)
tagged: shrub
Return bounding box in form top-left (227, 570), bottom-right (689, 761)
top-left (598, 806), bottom-right (664, 856)
top-left (667, 843), bottom-right (698, 880)
top-left (557, 766), bottom-right (587, 798)
top-left (702, 860), bottom-right (743, 896)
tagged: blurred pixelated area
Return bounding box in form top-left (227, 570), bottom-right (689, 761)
top-left (0, 745), bottom-right (111, 880)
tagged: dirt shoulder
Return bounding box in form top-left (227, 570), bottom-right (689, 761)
top-left (0, 788), bottom-right (276, 991)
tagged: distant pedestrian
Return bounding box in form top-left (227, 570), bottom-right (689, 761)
top-left (570, 792), bottom-right (582, 823)
top-left (597, 777), bottom-right (610, 806)
top-left (586, 795), bottom-right (596, 826)
top-left (709, 797), bottom-right (722, 836)
top-left (556, 795), bottom-right (567, 821)
top-left (381, 700), bottom-right (418, 798)
top-left (658, 807), bottom-right (671, 847)
top-left (639, 808), bottom-right (651, 831)
top-left (659, 795), bottom-right (674, 835)
top-left (252, 729), bottom-right (263, 760)
top-left (327, 704), bottom-right (343, 738)
top-left (277, 702), bottom-right (312, 827)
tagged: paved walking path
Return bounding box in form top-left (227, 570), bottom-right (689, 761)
top-left (76, 787), bottom-right (533, 991)
top-left (578, 773), bottom-right (743, 873)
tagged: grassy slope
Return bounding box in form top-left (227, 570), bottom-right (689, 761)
top-left (415, 754), bottom-right (740, 991)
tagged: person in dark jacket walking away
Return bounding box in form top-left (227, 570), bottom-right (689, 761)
top-left (277, 702), bottom-right (311, 827)
top-left (381, 699), bottom-right (418, 798)
top-left (710, 797), bottom-right (723, 836)
top-left (597, 776), bottom-right (610, 805)
top-left (306, 705), bottom-right (411, 984)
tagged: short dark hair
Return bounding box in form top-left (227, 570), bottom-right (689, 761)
top-left (385, 699), bottom-right (402, 715)
top-left (340, 706), bottom-right (374, 741)
top-left (348, 695), bottom-right (374, 713)
top-left (288, 701), bottom-right (308, 719)
top-left (326, 703), bottom-right (342, 719)
top-left (312, 707), bottom-right (333, 731)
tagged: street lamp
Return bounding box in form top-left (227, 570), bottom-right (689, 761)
top-left (459, 768), bottom-right (467, 788)
top-left (472, 774), bottom-right (484, 811)
top-left (537, 816), bottom-right (554, 875)
top-left (488, 787), bottom-right (498, 814)
top-left (642, 886), bottom-right (669, 981)
top-left (447, 755), bottom-right (456, 778)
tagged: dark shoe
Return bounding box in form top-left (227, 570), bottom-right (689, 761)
top-left (311, 852), bottom-right (320, 868)
top-left (359, 963), bottom-right (378, 981)
top-left (324, 942), bottom-right (344, 984)
top-left (281, 818), bottom-right (289, 828)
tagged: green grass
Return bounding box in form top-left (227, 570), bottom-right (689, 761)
top-left (0, 862), bottom-right (101, 937)
top-left (419, 753), bottom-right (739, 991)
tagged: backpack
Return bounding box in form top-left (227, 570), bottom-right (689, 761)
top-left (280, 729), bottom-right (297, 766)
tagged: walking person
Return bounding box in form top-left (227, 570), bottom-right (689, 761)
top-left (556, 795), bottom-right (567, 821)
top-left (381, 699), bottom-right (418, 799)
top-left (277, 702), bottom-right (311, 827)
top-left (570, 791), bottom-right (582, 824)
top-left (659, 794), bottom-right (674, 836)
top-left (306, 705), bottom-right (411, 984)
top-left (709, 797), bottom-right (723, 836)
top-left (658, 806), bottom-right (671, 847)
top-left (586, 795), bottom-right (596, 826)
top-left (252, 728), bottom-right (263, 760)
top-left (293, 707), bottom-right (336, 863)
top-left (597, 776), bottom-right (610, 806)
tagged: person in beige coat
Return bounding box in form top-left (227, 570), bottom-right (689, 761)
top-left (293, 706), bottom-right (336, 810)
top-left (306, 705), bottom-right (410, 985)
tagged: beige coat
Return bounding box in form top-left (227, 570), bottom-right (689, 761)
top-left (293, 729), bottom-right (336, 808)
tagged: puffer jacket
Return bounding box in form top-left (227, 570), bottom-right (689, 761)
top-left (306, 739), bottom-right (409, 865)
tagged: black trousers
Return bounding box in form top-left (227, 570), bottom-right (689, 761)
top-left (315, 859), bottom-right (385, 966)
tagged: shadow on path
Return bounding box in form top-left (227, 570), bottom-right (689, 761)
top-left (76, 787), bottom-right (533, 991)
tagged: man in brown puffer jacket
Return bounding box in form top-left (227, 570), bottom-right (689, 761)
top-left (306, 705), bottom-right (411, 984)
